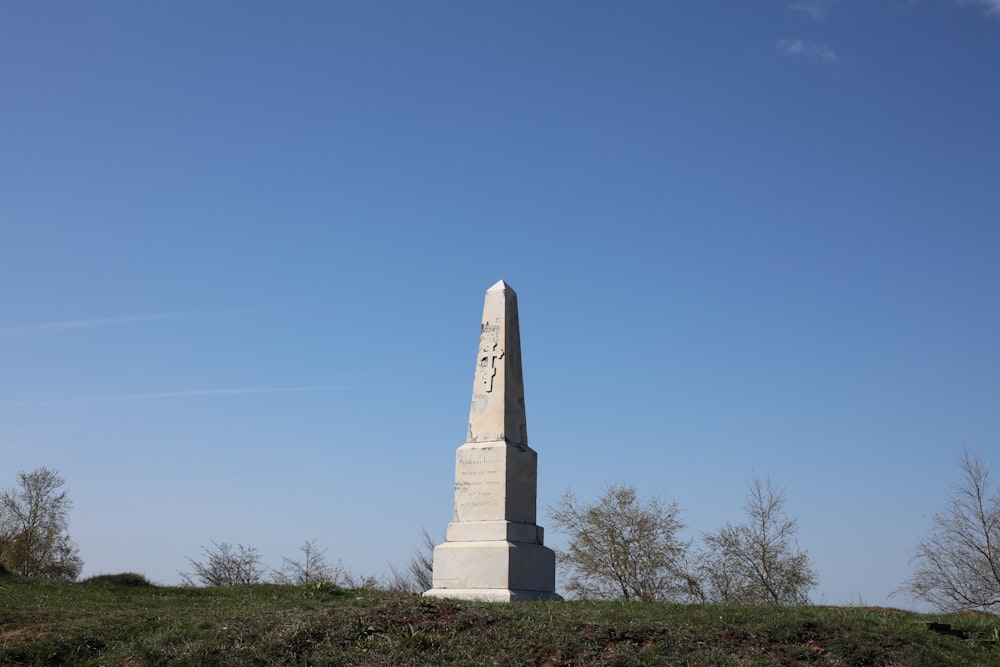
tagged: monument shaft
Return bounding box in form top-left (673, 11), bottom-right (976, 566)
top-left (424, 280), bottom-right (559, 602)
top-left (467, 282), bottom-right (527, 446)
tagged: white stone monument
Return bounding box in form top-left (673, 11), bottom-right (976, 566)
top-left (424, 280), bottom-right (560, 602)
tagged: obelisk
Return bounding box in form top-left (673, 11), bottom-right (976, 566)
top-left (424, 280), bottom-right (560, 602)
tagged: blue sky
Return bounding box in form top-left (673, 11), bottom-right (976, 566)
top-left (1, 1), bottom-right (998, 608)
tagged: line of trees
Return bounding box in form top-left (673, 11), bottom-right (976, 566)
top-left (179, 534), bottom-right (435, 592)
top-left (5, 452), bottom-right (998, 613)
top-left (550, 450), bottom-right (1000, 613)
top-left (549, 476), bottom-right (818, 604)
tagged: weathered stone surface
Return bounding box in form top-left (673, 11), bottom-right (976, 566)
top-left (424, 280), bottom-right (560, 602)
top-left (467, 280), bottom-right (528, 446)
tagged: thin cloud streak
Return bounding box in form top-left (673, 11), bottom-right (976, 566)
top-left (0, 312), bottom-right (209, 336)
top-left (4, 386), bottom-right (345, 408)
top-left (788, 0), bottom-right (839, 20)
top-left (778, 38), bottom-right (839, 62)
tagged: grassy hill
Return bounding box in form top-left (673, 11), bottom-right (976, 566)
top-left (1, 571), bottom-right (997, 666)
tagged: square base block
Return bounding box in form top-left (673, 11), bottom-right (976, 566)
top-left (426, 540), bottom-right (557, 595)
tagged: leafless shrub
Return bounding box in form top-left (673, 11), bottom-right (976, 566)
top-left (273, 539), bottom-right (335, 585)
top-left (180, 541), bottom-right (266, 586)
top-left (549, 483), bottom-right (693, 602)
top-left (384, 527), bottom-right (437, 593)
top-left (339, 568), bottom-right (380, 590)
top-left (699, 476), bottom-right (817, 605)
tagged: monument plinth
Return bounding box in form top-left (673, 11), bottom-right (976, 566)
top-left (424, 280), bottom-right (560, 602)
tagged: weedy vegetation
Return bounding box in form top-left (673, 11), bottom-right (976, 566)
top-left (1, 570), bottom-right (998, 666)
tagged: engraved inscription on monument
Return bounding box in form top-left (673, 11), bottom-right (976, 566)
top-left (454, 447), bottom-right (505, 520)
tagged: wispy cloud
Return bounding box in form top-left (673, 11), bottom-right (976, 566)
top-left (960, 0), bottom-right (1000, 16)
top-left (788, 0), bottom-right (840, 20)
top-left (778, 39), bottom-right (839, 63)
top-left (3, 385), bottom-right (345, 408)
top-left (0, 312), bottom-right (208, 336)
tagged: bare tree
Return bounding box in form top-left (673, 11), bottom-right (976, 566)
top-left (0, 467), bottom-right (83, 580)
top-left (384, 527), bottom-right (437, 593)
top-left (180, 542), bottom-right (265, 586)
top-left (548, 484), bottom-right (692, 602)
top-left (902, 450), bottom-right (1000, 612)
top-left (700, 476), bottom-right (817, 605)
top-left (273, 539), bottom-right (335, 585)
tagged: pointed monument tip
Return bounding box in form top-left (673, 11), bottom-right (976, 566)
top-left (488, 279), bottom-right (513, 292)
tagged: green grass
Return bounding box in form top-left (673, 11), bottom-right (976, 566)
top-left (1, 572), bottom-right (997, 665)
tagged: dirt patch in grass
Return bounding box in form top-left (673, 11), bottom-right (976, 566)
top-left (0, 629), bottom-right (50, 646)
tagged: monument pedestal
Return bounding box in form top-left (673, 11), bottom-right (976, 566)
top-left (427, 539), bottom-right (556, 601)
top-left (424, 281), bottom-right (560, 602)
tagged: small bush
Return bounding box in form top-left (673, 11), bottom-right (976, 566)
top-left (302, 581), bottom-right (346, 599)
top-left (83, 572), bottom-right (155, 587)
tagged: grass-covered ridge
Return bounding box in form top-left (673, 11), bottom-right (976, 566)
top-left (0, 573), bottom-right (997, 666)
